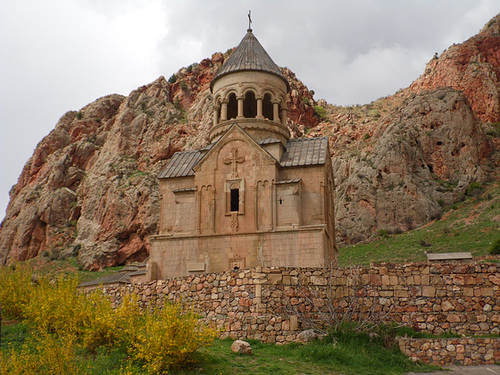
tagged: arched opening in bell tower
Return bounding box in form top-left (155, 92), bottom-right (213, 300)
top-left (227, 93), bottom-right (237, 120)
top-left (243, 91), bottom-right (257, 118)
top-left (263, 93), bottom-right (273, 120)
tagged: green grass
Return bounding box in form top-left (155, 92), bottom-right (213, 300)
top-left (152, 334), bottom-right (437, 374)
top-left (0, 322), bottom-right (30, 351)
top-left (26, 256), bottom-right (125, 283)
top-left (0, 323), bottom-right (439, 375)
top-left (340, 182), bottom-right (500, 266)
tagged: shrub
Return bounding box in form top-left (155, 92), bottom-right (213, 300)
top-left (127, 303), bottom-right (216, 374)
top-left (419, 239), bottom-right (432, 247)
top-left (168, 74), bottom-right (177, 84)
top-left (49, 247), bottom-right (61, 260)
top-left (0, 332), bottom-right (78, 375)
top-left (0, 264), bottom-right (35, 319)
top-left (490, 238), bottom-right (500, 255)
top-left (1, 266), bottom-right (216, 373)
top-left (378, 229), bottom-right (389, 239)
top-left (429, 211), bottom-right (442, 221)
top-left (486, 122), bottom-right (500, 137)
top-left (466, 182), bottom-right (483, 196)
top-left (314, 105), bottom-right (327, 120)
top-left (23, 276), bottom-right (89, 336)
top-left (80, 290), bottom-right (125, 350)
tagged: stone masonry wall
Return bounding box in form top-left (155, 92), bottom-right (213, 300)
top-left (97, 261), bottom-right (500, 345)
top-left (398, 337), bottom-right (500, 365)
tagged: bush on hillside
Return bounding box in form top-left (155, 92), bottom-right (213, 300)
top-left (314, 105), bottom-right (327, 120)
top-left (466, 182), bottom-right (484, 196)
top-left (490, 238), bottom-right (500, 255)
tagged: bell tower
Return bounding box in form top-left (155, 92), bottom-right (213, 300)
top-left (210, 28), bottom-right (290, 144)
top-left (149, 21), bottom-right (337, 280)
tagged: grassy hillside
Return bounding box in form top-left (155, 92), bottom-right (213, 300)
top-left (339, 181), bottom-right (500, 266)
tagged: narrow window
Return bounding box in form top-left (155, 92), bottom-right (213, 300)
top-left (243, 91), bottom-right (257, 118)
top-left (227, 93), bottom-right (237, 120)
top-left (230, 188), bottom-right (239, 212)
top-left (263, 93), bottom-right (273, 120)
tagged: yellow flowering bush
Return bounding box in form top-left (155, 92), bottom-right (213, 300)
top-left (81, 292), bottom-right (143, 351)
top-left (0, 265), bottom-right (217, 373)
top-left (0, 332), bottom-right (78, 375)
top-left (128, 302), bottom-right (217, 374)
top-left (0, 264), bottom-right (35, 319)
top-left (23, 275), bottom-right (89, 335)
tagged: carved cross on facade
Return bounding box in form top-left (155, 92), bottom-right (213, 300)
top-left (231, 212), bottom-right (239, 233)
top-left (224, 147), bottom-right (244, 178)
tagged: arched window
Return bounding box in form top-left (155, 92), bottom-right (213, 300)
top-left (263, 93), bottom-right (273, 120)
top-left (243, 91), bottom-right (257, 118)
top-left (227, 93), bottom-right (237, 120)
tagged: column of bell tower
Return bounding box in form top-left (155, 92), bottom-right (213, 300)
top-left (209, 28), bottom-right (290, 145)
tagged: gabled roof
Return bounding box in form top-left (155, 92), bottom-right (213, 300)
top-left (280, 137), bottom-right (329, 167)
top-left (158, 133), bottom-right (329, 179)
top-left (158, 150), bottom-right (203, 178)
top-left (193, 123), bottom-right (278, 173)
top-left (211, 29), bottom-right (289, 91)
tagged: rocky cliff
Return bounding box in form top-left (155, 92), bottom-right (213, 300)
top-left (1, 14), bottom-right (499, 268)
top-left (0, 51), bottom-right (317, 269)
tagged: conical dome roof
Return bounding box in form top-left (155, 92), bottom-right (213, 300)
top-left (211, 29), bottom-right (289, 91)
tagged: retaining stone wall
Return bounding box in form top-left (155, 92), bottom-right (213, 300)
top-left (97, 262), bottom-right (500, 345)
top-left (398, 337), bottom-right (500, 365)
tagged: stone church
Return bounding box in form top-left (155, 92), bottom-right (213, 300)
top-left (147, 27), bottom-right (337, 280)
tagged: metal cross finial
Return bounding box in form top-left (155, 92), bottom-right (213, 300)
top-left (248, 10), bottom-right (252, 31)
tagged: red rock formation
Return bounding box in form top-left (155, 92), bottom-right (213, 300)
top-left (410, 13), bottom-right (500, 123)
top-left (0, 51), bottom-right (318, 269)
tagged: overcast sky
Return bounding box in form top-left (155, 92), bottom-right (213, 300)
top-left (0, 0), bottom-right (497, 221)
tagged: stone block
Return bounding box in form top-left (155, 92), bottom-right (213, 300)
top-left (481, 287), bottom-right (494, 296)
top-left (442, 301), bottom-right (454, 312)
top-left (382, 275), bottom-right (390, 286)
top-left (422, 286), bottom-right (436, 297)
top-left (311, 276), bottom-right (327, 286)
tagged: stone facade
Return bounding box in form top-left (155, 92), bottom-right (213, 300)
top-left (148, 29), bottom-right (336, 280)
top-left (95, 261), bottom-right (500, 349)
